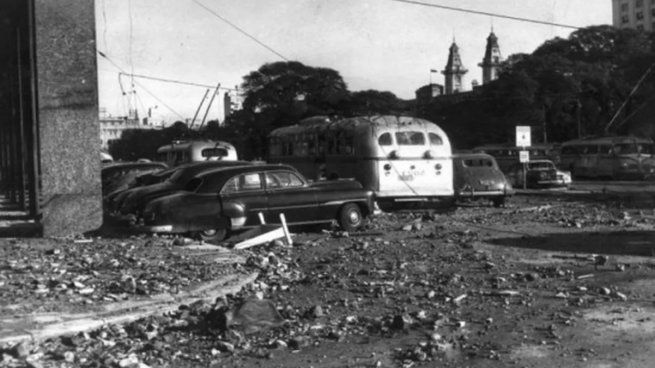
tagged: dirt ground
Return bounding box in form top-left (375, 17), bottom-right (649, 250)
top-left (2, 193), bottom-right (655, 368)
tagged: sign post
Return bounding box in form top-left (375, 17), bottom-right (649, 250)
top-left (516, 126), bottom-right (532, 190)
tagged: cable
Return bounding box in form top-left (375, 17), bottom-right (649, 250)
top-left (391, 0), bottom-right (581, 30)
top-left (97, 50), bottom-right (185, 119)
top-left (604, 62), bottom-right (655, 133)
top-left (118, 72), bottom-right (237, 91)
top-left (192, 0), bottom-right (290, 61)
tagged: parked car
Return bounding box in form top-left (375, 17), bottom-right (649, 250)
top-left (106, 160), bottom-right (257, 216)
top-left (101, 161), bottom-right (167, 197)
top-left (453, 153), bottom-right (513, 207)
top-left (506, 160), bottom-right (571, 189)
top-left (141, 164), bottom-right (375, 242)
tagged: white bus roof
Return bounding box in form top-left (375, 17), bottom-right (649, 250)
top-left (156, 140), bottom-right (235, 153)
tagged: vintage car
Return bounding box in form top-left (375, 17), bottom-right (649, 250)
top-left (506, 160), bottom-right (572, 189)
top-left (101, 161), bottom-right (168, 197)
top-left (453, 153), bottom-right (513, 207)
top-left (141, 164), bottom-right (375, 241)
top-left (106, 160), bottom-right (257, 216)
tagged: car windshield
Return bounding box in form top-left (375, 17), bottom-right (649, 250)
top-left (527, 162), bottom-right (554, 170)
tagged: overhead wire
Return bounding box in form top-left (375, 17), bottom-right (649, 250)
top-left (97, 50), bottom-right (185, 119)
top-left (118, 72), bottom-right (237, 91)
top-left (191, 0), bottom-right (290, 61)
top-left (390, 0), bottom-right (582, 30)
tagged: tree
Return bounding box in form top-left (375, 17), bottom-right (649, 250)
top-left (241, 61), bottom-right (350, 125)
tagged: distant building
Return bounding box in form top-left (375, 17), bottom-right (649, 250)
top-left (478, 31), bottom-right (503, 85)
top-left (415, 83), bottom-right (444, 103)
top-left (223, 88), bottom-right (243, 122)
top-left (441, 41), bottom-right (468, 95)
top-left (99, 113), bottom-right (157, 150)
top-left (612, 0), bottom-right (655, 31)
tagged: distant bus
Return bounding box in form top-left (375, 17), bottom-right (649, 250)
top-left (558, 136), bottom-right (655, 180)
top-left (268, 115), bottom-right (454, 209)
top-left (156, 140), bottom-right (238, 167)
top-left (472, 144), bottom-right (556, 173)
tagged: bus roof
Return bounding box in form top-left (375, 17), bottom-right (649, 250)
top-left (156, 140), bottom-right (235, 153)
top-left (561, 136), bottom-right (654, 146)
top-left (270, 115), bottom-right (447, 137)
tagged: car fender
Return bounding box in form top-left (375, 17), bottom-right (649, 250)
top-left (220, 200), bottom-right (247, 228)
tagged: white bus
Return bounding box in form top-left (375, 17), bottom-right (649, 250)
top-left (268, 115), bottom-right (454, 209)
top-left (156, 140), bottom-right (238, 167)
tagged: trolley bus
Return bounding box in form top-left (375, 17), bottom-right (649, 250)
top-left (558, 136), bottom-right (655, 180)
top-left (156, 140), bottom-right (238, 167)
top-left (268, 115), bottom-right (454, 209)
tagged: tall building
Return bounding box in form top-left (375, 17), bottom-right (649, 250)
top-left (441, 41), bottom-right (468, 94)
top-left (478, 31), bottom-right (503, 85)
top-left (612, 0), bottom-right (655, 31)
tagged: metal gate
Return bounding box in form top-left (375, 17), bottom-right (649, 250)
top-left (0, 0), bottom-right (41, 219)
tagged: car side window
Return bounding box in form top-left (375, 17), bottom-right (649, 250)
top-left (266, 171), bottom-right (304, 189)
top-left (241, 173), bottom-right (262, 191)
top-left (220, 176), bottom-right (240, 194)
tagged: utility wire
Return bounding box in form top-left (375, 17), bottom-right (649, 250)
top-left (97, 50), bottom-right (185, 119)
top-left (192, 0), bottom-right (290, 61)
top-left (391, 0), bottom-right (581, 30)
top-left (604, 61), bottom-right (655, 133)
top-left (118, 72), bottom-right (237, 91)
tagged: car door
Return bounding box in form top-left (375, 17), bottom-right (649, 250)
top-left (219, 172), bottom-right (268, 227)
top-left (264, 170), bottom-right (319, 225)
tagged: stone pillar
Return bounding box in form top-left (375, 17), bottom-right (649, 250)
top-left (34, 0), bottom-right (102, 236)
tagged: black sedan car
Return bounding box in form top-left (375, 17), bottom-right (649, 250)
top-left (106, 160), bottom-right (256, 216)
top-left (506, 160), bottom-right (571, 189)
top-left (101, 161), bottom-right (168, 197)
top-left (141, 164), bottom-right (374, 241)
top-left (453, 153), bottom-right (513, 207)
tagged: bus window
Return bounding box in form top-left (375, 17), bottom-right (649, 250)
top-left (429, 133), bottom-right (443, 146)
top-left (638, 143), bottom-right (653, 154)
top-left (269, 138), bottom-right (282, 156)
top-left (337, 133), bottom-right (354, 155)
top-left (599, 145), bottom-right (612, 154)
top-left (395, 131), bottom-right (425, 146)
top-left (613, 143), bottom-right (638, 154)
top-left (378, 133), bottom-right (393, 146)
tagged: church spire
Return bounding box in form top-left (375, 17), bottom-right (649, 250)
top-left (479, 29), bottom-right (503, 85)
top-left (441, 40), bottom-right (468, 94)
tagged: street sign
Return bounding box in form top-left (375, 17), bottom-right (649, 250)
top-left (516, 126), bottom-right (531, 147)
top-left (519, 150), bottom-right (530, 163)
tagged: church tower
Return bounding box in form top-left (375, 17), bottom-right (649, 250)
top-left (441, 40), bottom-right (468, 94)
top-left (479, 30), bottom-right (503, 84)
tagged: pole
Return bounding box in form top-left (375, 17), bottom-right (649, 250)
top-left (199, 82), bottom-right (221, 130)
top-left (188, 88), bottom-right (210, 130)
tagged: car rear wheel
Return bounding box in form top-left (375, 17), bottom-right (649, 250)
top-left (338, 203), bottom-right (363, 232)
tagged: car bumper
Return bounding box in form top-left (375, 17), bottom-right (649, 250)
top-left (532, 179), bottom-right (567, 188)
top-left (456, 189), bottom-right (508, 197)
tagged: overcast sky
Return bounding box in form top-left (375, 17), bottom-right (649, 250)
top-left (95, 0), bottom-right (612, 124)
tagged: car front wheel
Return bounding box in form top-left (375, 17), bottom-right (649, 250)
top-left (338, 203), bottom-right (363, 232)
top-left (198, 228), bottom-right (228, 244)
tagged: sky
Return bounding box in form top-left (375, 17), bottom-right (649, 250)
top-left (95, 0), bottom-right (613, 124)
